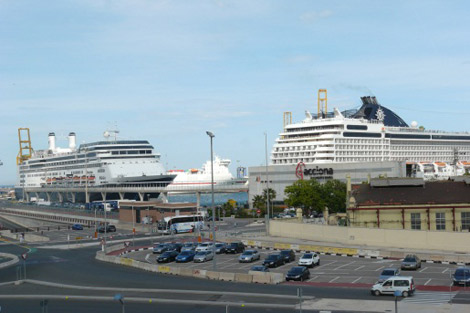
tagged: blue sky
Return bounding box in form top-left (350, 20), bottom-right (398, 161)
top-left (1, 0), bottom-right (470, 185)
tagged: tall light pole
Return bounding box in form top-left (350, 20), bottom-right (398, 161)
top-left (206, 130), bottom-right (217, 270)
top-left (264, 132), bottom-right (270, 233)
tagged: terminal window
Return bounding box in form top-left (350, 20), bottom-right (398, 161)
top-left (435, 212), bottom-right (446, 231)
top-left (411, 213), bottom-right (421, 230)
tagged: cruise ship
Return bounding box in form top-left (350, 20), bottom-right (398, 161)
top-left (272, 91), bottom-right (470, 180)
top-left (166, 156), bottom-right (248, 192)
top-left (16, 130), bottom-right (175, 201)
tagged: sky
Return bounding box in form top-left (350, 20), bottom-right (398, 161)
top-left (1, 0), bottom-right (470, 185)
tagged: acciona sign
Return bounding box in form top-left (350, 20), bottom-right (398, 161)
top-left (295, 162), bottom-right (334, 180)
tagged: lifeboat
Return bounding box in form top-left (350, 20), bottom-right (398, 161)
top-left (190, 169), bottom-right (199, 173)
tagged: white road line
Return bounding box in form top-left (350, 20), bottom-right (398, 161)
top-left (307, 275), bottom-right (318, 282)
top-left (424, 278), bottom-right (432, 285)
top-left (419, 267), bottom-right (428, 273)
top-left (354, 265), bottom-right (365, 271)
top-left (442, 268), bottom-right (449, 273)
top-left (351, 277), bottom-right (362, 283)
top-left (329, 276), bottom-right (340, 283)
top-left (317, 260), bottom-right (337, 268)
top-left (374, 266), bottom-right (385, 272)
top-left (333, 261), bottom-right (356, 270)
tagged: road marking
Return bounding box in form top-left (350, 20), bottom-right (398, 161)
top-left (351, 277), bottom-right (362, 283)
top-left (424, 278), bottom-right (432, 285)
top-left (442, 268), bottom-right (449, 273)
top-left (419, 267), bottom-right (428, 273)
top-left (333, 261), bottom-right (355, 270)
top-left (307, 275), bottom-right (318, 282)
top-left (374, 266), bottom-right (385, 272)
top-left (317, 261), bottom-right (337, 268)
top-left (329, 276), bottom-right (340, 283)
top-left (354, 265), bottom-right (365, 271)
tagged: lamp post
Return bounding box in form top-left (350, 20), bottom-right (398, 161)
top-left (264, 132), bottom-right (270, 233)
top-left (206, 130), bottom-right (217, 271)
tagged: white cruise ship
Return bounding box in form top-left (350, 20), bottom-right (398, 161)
top-left (16, 131), bottom-right (175, 200)
top-left (272, 93), bottom-right (470, 180)
top-left (166, 156), bottom-right (247, 192)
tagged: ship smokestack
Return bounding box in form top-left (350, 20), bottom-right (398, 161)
top-left (48, 132), bottom-right (56, 151)
top-left (68, 132), bottom-right (76, 150)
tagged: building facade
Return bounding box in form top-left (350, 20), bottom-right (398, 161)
top-left (348, 178), bottom-right (470, 232)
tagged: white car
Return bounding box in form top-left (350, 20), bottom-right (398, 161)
top-left (195, 242), bottom-right (214, 252)
top-left (298, 253), bottom-right (320, 268)
top-left (238, 250), bottom-right (261, 263)
top-left (193, 250), bottom-right (214, 263)
top-left (371, 276), bottom-right (415, 297)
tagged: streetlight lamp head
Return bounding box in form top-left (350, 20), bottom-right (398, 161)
top-left (206, 131), bottom-right (215, 138)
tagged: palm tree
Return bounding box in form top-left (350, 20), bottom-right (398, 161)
top-left (252, 195), bottom-right (264, 210)
top-left (262, 188), bottom-right (276, 208)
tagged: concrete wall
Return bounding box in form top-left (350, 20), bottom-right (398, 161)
top-left (270, 220), bottom-right (470, 253)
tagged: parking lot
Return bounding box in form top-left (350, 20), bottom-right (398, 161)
top-left (126, 240), bottom-right (463, 287)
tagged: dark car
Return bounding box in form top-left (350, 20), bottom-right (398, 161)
top-left (286, 266), bottom-right (310, 282)
top-left (262, 254), bottom-right (285, 268)
top-left (215, 243), bottom-right (227, 254)
top-left (71, 223), bottom-right (83, 230)
top-left (401, 254), bottom-right (421, 270)
top-left (226, 242), bottom-right (245, 254)
top-left (168, 242), bottom-right (183, 252)
top-left (157, 250), bottom-right (179, 263)
top-left (280, 249), bottom-right (296, 263)
top-left (97, 224), bottom-right (116, 233)
top-left (181, 242), bottom-right (197, 251)
top-left (453, 267), bottom-right (470, 286)
top-left (176, 250), bottom-right (196, 263)
top-left (153, 243), bottom-right (171, 254)
top-left (250, 265), bottom-right (270, 272)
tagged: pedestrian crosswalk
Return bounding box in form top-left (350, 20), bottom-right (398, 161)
top-left (401, 291), bottom-right (457, 305)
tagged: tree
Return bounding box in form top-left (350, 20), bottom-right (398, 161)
top-left (284, 179), bottom-right (346, 214)
top-left (252, 195), bottom-right (264, 209)
top-left (262, 188), bottom-right (276, 209)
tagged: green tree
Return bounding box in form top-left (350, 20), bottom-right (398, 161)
top-left (321, 179), bottom-right (347, 213)
top-left (262, 188), bottom-right (276, 209)
top-left (252, 195), bottom-right (264, 209)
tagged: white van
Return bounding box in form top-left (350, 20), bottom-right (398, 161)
top-left (371, 276), bottom-right (415, 297)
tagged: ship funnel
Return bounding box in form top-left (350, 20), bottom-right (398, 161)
top-left (68, 132), bottom-right (76, 150)
top-left (48, 132), bottom-right (56, 151)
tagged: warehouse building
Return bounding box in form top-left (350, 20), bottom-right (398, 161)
top-left (348, 178), bottom-right (470, 231)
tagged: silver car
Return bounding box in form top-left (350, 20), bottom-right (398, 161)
top-left (401, 254), bottom-right (421, 270)
top-left (238, 250), bottom-right (261, 263)
top-left (195, 242), bottom-right (214, 252)
top-left (193, 250), bottom-right (214, 263)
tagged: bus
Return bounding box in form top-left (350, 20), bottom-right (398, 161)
top-left (157, 214), bottom-right (204, 234)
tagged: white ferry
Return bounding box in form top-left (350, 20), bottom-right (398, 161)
top-left (166, 156), bottom-right (247, 192)
top-left (272, 93), bottom-right (470, 180)
top-left (16, 130), bottom-right (175, 200)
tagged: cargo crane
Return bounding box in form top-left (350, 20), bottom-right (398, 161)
top-left (17, 128), bottom-right (33, 165)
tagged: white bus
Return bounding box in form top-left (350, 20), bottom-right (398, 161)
top-left (157, 214), bottom-right (204, 234)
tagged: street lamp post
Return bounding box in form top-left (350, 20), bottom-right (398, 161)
top-left (206, 130), bottom-right (217, 271)
top-left (264, 132), bottom-right (270, 233)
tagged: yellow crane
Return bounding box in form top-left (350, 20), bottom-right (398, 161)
top-left (17, 128), bottom-right (33, 165)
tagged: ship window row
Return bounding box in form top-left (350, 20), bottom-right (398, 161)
top-left (281, 132), bottom-right (339, 140)
top-left (111, 150), bottom-right (152, 155)
top-left (85, 145), bottom-right (153, 151)
top-left (285, 125), bottom-right (343, 133)
top-left (20, 163), bottom-right (102, 174)
top-left (336, 157), bottom-right (383, 162)
top-left (79, 140), bottom-right (149, 148)
top-left (391, 145), bottom-right (470, 151)
top-left (336, 151), bottom-right (387, 156)
top-left (336, 139), bottom-right (389, 144)
top-left (336, 145), bottom-right (385, 150)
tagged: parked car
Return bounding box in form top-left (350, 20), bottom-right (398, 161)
top-left (97, 224), bottom-right (116, 233)
top-left (286, 266), bottom-right (311, 282)
top-left (280, 249), bottom-right (296, 263)
top-left (176, 250), bottom-right (196, 263)
top-left (157, 250), bottom-right (179, 263)
top-left (298, 253), bottom-right (320, 268)
top-left (263, 254), bottom-right (285, 268)
top-left (226, 241), bottom-right (245, 254)
top-left (452, 267), bottom-right (470, 286)
top-left (239, 250), bottom-right (261, 263)
top-left (378, 268), bottom-right (401, 283)
top-left (215, 243), bottom-right (227, 254)
top-left (153, 243), bottom-right (171, 254)
top-left (71, 223), bottom-right (83, 230)
top-left (401, 254), bottom-right (421, 270)
top-left (195, 242), bottom-right (215, 252)
top-left (168, 242), bottom-right (183, 252)
top-left (371, 276), bottom-right (415, 297)
top-left (194, 250), bottom-right (214, 263)
top-left (250, 265), bottom-right (270, 272)
top-left (181, 242), bottom-right (197, 251)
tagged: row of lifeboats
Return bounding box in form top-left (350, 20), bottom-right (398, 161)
top-left (44, 175), bottom-right (96, 184)
top-left (408, 161), bottom-right (470, 180)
